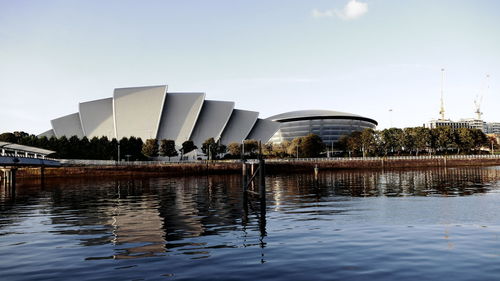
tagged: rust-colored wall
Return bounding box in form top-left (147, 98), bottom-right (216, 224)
top-left (14, 157), bottom-right (500, 179)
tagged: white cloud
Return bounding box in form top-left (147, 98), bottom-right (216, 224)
top-left (311, 8), bottom-right (334, 19)
top-left (311, 0), bottom-right (368, 20)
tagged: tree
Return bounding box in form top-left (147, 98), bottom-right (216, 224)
top-left (142, 139), bottom-right (159, 158)
top-left (456, 128), bottom-right (474, 154)
top-left (380, 128), bottom-right (404, 155)
top-left (414, 127), bottom-right (432, 155)
top-left (287, 137), bottom-right (303, 157)
top-left (217, 143), bottom-right (227, 155)
top-left (227, 142), bottom-right (241, 156)
top-left (262, 143), bottom-right (274, 156)
top-left (347, 131), bottom-right (362, 156)
top-left (159, 139), bottom-right (178, 160)
top-left (201, 138), bottom-right (217, 160)
top-left (300, 134), bottom-right (325, 157)
top-left (181, 140), bottom-right (197, 157)
top-left (360, 128), bottom-right (377, 157)
top-left (434, 126), bottom-right (455, 154)
top-left (273, 141), bottom-right (290, 158)
top-left (471, 129), bottom-right (488, 153)
top-left (0, 132), bottom-right (17, 143)
top-left (243, 139), bottom-right (259, 156)
top-left (403, 128), bottom-right (416, 155)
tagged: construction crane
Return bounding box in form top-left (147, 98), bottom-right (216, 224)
top-left (474, 74), bottom-right (490, 120)
top-left (439, 68), bottom-right (446, 120)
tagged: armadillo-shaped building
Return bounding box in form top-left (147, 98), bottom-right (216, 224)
top-left (39, 85), bottom-right (280, 147)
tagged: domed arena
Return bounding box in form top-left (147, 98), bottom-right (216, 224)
top-left (266, 110), bottom-right (378, 146)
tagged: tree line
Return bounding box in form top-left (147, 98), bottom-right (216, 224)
top-left (1, 126), bottom-right (495, 160)
top-left (336, 127), bottom-right (495, 157)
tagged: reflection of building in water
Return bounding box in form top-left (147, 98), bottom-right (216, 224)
top-left (328, 167), bottom-right (497, 197)
top-left (154, 176), bottom-right (243, 243)
top-left (107, 197), bottom-right (166, 259)
top-left (269, 167), bottom-right (500, 198)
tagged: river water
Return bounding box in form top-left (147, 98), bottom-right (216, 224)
top-left (2, 166), bottom-right (500, 280)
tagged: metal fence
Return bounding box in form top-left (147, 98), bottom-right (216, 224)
top-left (58, 154), bottom-right (500, 166)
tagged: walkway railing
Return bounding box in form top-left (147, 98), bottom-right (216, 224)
top-left (266, 154), bottom-right (500, 162)
top-left (58, 155), bottom-right (500, 166)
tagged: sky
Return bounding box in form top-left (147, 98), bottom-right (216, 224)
top-left (1, 0), bottom-right (500, 134)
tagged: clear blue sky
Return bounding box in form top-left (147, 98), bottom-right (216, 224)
top-left (1, 0), bottom-right (499, 134)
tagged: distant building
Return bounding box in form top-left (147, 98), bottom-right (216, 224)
top-left (267, 110), bottom-right (378, 146)
top-left (425, 118), bottom-right (487, 132)
top-left (486, 123), bottom-right (500, 134)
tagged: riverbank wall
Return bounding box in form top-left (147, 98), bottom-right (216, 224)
top-left (13, 155), bottom-right (500, 179)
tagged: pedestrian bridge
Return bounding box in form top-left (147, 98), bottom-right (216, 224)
top-left (1, 141), bottom-right (61, 188)
top-left (0, 141), bottom-right (60, 167)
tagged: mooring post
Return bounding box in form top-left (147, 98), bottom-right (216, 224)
top-left (40, 165), bottom-right (45, 188)
top-left (6, 169), bottom-right (11, 185)
top-left (11, 168), bottom-right (17, 191)
top-left (258, 141), bottom-right (267, 246)
top-left (242, 160), bottom-right (247, 192)
top-left (258, 141), bottom-right (266, 203)
top-left (259, 159), bottom-right (265, 198)
top-left (250, 163), bottom-right (255, 188)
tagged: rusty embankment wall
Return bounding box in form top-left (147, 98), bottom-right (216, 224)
top-left (16, 162), bottom-right (242, 179)
top-left (14, 156), bottom-right (500, 179)
top-left (265, 157), bottom-right (500, 173)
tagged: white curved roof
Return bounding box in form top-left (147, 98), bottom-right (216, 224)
top-left (79, 97), bottom-right (114, 139)
top-left (220, 109), bottom-right (259, 144)
top-left (157, 92), bottom-right (205, 145)
top-left (113, 85), bottom-right (167, 140)
top-left (51, 112), bottom-right (85, 138)
top-left (267, 110), bottom-right (365, 121)
top-left (45, 85), bottom-right (280, 148)
top-left (189, 100), bottom-right (235, 146)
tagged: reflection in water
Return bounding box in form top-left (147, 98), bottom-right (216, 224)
top-left (2, 166), bottom-right (500, 280)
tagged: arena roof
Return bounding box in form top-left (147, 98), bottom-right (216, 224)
top-left (266, 110), bottom-right (378, 126)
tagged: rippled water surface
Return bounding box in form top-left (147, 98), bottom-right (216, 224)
top-left (3, 166), bottom-right (500, 280)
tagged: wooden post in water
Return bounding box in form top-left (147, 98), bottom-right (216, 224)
top-left (242, 161), bottom-right (247, 192)
top-left (250, 163), bottom-right (255, 189)
top-left (258, 141), bottom-right (266, 203)
top-left (10, 168), bottom-right (17, 192)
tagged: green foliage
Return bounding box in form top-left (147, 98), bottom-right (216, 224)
top-left (201, 138), bottom-right (217, 160)
top-left (0, 132), bottom-right (17, 143)
top-left (337, 126), bottom-right (490, 156)
top-left (201, 138), bottom-right (215, 154)
top-left (285, 134), bottom-right (325, 158)
top-left (202, 138), bottom-right (225, 160)
top-left (243, 140), bottom-right (259, 155)
top-left (455, 128), bottom-right (474, 153)
top-left (414, 127), bottom-right (432, 155)
top-left (181, 140), bottom-right (197, 155)
top-left (142, 139), bottom-right (159, 157)
top-left (0, 125), bottom-right (493, 161)
top-left (300, 134), bottom-right (326, 157)
top-left (159, 139), bottom-right (178, 159)
top-left (380, 128), bottom-right (404, 155)
top-left (227, 142), bottom-right (241, 156)
top-left (435, 126), bottom-right (456, 153)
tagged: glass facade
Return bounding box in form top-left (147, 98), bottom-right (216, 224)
top-left (269, 118), bottom-right (377, 146)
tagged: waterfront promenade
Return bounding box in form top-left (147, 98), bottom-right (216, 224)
top-left (11, 155), bottom-right (500, 179)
